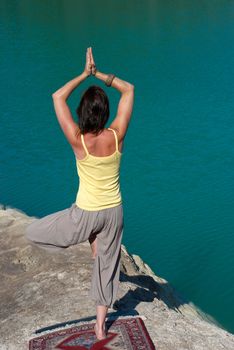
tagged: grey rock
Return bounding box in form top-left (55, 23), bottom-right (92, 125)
top-left (0, 206), bottom-right (234, 350)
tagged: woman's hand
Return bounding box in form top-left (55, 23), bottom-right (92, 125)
top-left (84, 47), bottom-right (92, 77)
top-left (90, 47), bottom-right (97, 75)
top-left (84, 47), bottom-right (97, 77)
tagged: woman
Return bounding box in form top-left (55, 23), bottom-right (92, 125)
top-left (25, 47), bottom-right (134, 340)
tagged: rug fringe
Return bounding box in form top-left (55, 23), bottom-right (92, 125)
top-left (31, 314), bottom-right (147, 337)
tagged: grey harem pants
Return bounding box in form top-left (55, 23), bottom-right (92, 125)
top-left (25, 202), bottom-right (124, 308)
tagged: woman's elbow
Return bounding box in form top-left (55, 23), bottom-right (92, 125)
top-left (128, 83), bottom-right (134, 91)
top-left (52, 92), bottom-right (60, 100)
top-left (123, 83), bottom-right (134, 94)
top-left (52, 89), bottom-right (66, 100)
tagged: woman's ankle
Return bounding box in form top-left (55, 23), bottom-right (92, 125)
top-left (95, 322), bottom-right (106, 330)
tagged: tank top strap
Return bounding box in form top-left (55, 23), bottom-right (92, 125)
top-left (80, 134), bottom-right (89, 156)
top-left (108, 128), bottom-right (119, 152)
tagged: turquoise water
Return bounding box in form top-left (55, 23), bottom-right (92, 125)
top-left (1, 0), bottom-right (234, 333)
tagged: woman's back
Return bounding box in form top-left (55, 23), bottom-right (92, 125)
top-left (74, 128), bottom-right (123, 211)
top-left (73, 127), bottom-right (123, 160)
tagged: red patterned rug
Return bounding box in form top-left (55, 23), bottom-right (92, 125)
top-left (29, 317), bottom-right (155, 349)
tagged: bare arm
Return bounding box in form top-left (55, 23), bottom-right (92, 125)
top-left (52, 71), bottom-right (89, 146)
top-left (51, 48), bottom-right (92, 146)
top-left (95, 70), bottom-right (134, 141)
top-left (52, 71), bottom-right (88, 100)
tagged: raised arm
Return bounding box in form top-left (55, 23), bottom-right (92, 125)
top-left (94, 71), bottom-right (134, 141)
top-left (89, 47), bottom-right (134, 141)
top-left (51, 49), bottom-right (92, 146)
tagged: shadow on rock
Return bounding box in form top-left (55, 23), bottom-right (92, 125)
top-left (113, 271), bottom-right (189, 313)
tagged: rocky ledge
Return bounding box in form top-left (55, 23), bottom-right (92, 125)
top-left (0, 204), bottom-right (234, 349)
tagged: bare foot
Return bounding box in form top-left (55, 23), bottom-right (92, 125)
top-left (94, 323), bottom-right (107, 340)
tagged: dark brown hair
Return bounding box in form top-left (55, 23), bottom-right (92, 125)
top-left (76, 85), bottom-right (110, 134)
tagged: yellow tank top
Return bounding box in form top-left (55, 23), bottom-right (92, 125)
top-left (75, 128), bottom-right (122, 211)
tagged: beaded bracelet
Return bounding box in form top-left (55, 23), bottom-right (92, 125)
top-left (105, 74), bottom-right (115, 87)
